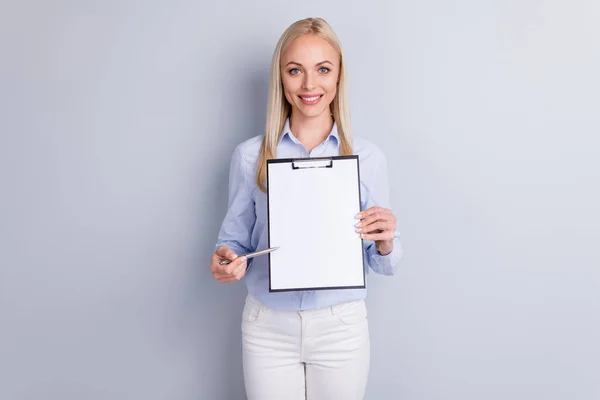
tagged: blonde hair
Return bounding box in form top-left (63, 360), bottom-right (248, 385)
top-left (255, 17), bottom-right (353, 193)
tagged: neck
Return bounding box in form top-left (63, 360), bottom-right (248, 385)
top-left (289, 110), bottom-right (334, 148)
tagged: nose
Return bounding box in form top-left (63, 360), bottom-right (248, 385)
top-left (302, 71), bottom-right (315, 91)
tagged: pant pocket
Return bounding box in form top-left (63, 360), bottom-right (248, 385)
top-left (242, 297), bottom-right (264, 323)
top-left (337, 300), bottom-right (367, 325)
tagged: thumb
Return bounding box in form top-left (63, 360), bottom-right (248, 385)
top-left (216, 246), bottom-right (238, 260)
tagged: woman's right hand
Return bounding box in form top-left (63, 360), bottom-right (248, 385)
top-left (210, 246), bottom-right (248, 283)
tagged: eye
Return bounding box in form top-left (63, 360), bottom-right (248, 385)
top-left (319, 67), bottom-right (331, 73)
top-left (289, 68), bottom-right (301, 75)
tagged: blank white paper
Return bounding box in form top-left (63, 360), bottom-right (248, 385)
top-left (267, 157), bottom-right (365, 291)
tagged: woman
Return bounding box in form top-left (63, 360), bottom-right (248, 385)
top-left (210, 17), bottom-right (403, 400)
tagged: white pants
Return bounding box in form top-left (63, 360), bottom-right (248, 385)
top-left (241, 294), bottom-right (370, 400)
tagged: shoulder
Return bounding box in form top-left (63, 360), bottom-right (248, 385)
top-left (233, 134), bottom-right (263, 167)
top-left (353, 135), bottom-right (387, 167)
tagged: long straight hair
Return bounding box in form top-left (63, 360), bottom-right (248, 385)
top-left (255, 17), bottom-right (353, 193)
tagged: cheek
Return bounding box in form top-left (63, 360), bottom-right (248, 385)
top-left (324, 79), bottom-right (338, 100)
top-left (323, 72), bottom-right (338, 91)
top-left (283, 90), bottom-right (293, 104)
top-left (281, 78), bottom-right (299, 102)
top-left (329, 84), bottom-right (337, 99)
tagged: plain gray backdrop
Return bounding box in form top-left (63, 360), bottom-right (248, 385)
top-left (1, 1), bottom-right (599, 399)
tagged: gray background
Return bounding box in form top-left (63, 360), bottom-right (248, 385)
top-left (1, 1), bottom-right (599, 399)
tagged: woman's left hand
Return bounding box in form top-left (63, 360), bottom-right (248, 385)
top-left (355, 206), bottom-right (396, 256)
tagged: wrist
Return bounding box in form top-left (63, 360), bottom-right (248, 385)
top-left (376, 240), bottom-right (394, 256)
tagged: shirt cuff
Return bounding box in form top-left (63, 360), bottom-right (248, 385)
top-left (214, 240), bottom-right (249, 259)
top-left (368, 238), bottom-right (403, 275)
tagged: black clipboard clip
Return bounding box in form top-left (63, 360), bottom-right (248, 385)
top-left (291, 157), bottom-right (333, 170)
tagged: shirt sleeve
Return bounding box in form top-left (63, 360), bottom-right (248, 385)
top-left (363, 151), bottom-right (404, 276)
top-left (215, 145), bottom-right (256, 268)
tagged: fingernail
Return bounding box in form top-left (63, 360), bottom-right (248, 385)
top-left (240, 256), bottom-right (247, 262)
top-left (355, 213), bottom-right (362, 219)
top-left (354, 221), bottom-right (362, 227)
top-left (355, 227), bottom-right (362, 232)
top-left (231, 254), bottom-right (238, 259)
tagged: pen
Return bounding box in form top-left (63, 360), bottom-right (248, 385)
top-left (219, 247), bottom-right (280, 265)
top-left (357, 229), bottom-right (402, 239)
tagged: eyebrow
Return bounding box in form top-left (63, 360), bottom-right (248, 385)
top-left (285, 60), bottom-right (334, 67)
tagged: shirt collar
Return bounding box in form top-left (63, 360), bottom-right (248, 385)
top-left (278, 117), bottom-right (340, 147)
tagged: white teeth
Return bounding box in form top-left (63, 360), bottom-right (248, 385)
top-left (301, 95), bottom-right (321, 101)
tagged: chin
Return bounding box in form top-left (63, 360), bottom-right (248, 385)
top-left (296, 104), bottom-right (331, 118)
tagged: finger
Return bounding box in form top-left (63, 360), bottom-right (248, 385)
top-left (233, 272), bottom-right (245, 281)
top-left (218, 272), bottom-right (244, 283)
top-left (213, 268), bottom-right (235, 278)
top-left (223, 256), bottom-right (247, 275)
top-left (214, 255), bottom-right (243, 275)
top-left (356, 214), bottom-right (396, 228)
top-left (233, 262), bottom-right (247, 279)
top-left (210, 253), bottom-right (223, 272)
top-left (356, 212), bottom-right (395, 229)
top-left (218, 276), bottom-right (238, 283)
top-left (215, 246), bottom-right (239, 261)
top-left (223, 257), bottom-right (246, 275)
top-left (214, 259), bottom-right (246, 278)
top-left (214, 263), bottom-right (232, 275)
top-left (356, 208), bottom-right (394, 223)
top-left (360, 230), bottom-right (396, 241)
top-left (359, 221), bottom-right (394, 234)
top-left (232, 270), bottom-right (246, 281)
top-left (356, 206), bottom-right (392, 220)
top-left (216, 261), bottom-right (247, 282)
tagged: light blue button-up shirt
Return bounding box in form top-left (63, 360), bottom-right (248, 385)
top-left (215, 118), bottom-right (403, 310)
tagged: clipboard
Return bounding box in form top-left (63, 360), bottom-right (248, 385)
top-left (266, 155), bottom-right (366, 292)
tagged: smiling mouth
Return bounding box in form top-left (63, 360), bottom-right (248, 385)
top-left (298, 94), bottom-right (324, 105)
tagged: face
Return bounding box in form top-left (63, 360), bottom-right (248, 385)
top-left (280, 34), bottom-right (340, 119)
